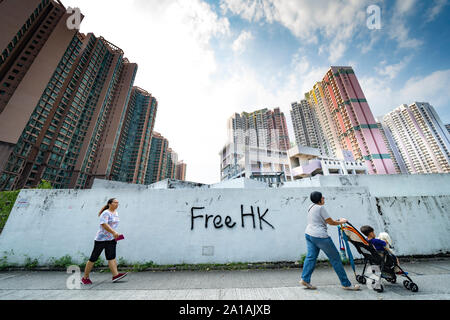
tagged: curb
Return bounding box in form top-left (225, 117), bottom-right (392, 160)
top-left (1, 254), bottom-right (449, 272)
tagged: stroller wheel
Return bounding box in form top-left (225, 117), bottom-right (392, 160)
top-left (374, 285), bottom-right (384, 293)
top-left (356, 275), bottom-right (366, 284)
top-left (388, 276), bottom-right (397, 284)
top-left (403, 280), bottom-right (410, 290)
top-left (409, 283), bottom-right (419, 292)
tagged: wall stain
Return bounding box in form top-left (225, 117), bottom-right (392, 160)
top-left (375, 197), bottom-right (383, 216)
top-left (389, 197), bottom-right (396, 207)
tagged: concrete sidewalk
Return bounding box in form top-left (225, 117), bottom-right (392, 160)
top-left (0, 259), bottom-right (449, 300)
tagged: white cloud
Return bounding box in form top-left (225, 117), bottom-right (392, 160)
top-left (388, 0), bottom-right (423, 49)
top-left (220, 0), bottom-right (278, 23)
top-left (375, 55), bottom-right (413, 80)
top-left (232, 30), bottom-right (253, 53)
top-left (425, 0), bottom-right (448, 22)
top-left (328, 41), bottom-right (347, 64)
top-left (360, 69), bottom-right (450, 119)
top-left (220, 0), bottom-right (377, 63)
top-left (399, 70), bottom-right (450, 108)
top-left (359, 31), bottom-right (382, 54)
top-left (395, 0), bottom-right (417, 15)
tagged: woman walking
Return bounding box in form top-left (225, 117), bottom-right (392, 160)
top-left (81, 198), bottom-right (128, 284)
top-left (300, 191), bottom-right (360, 291)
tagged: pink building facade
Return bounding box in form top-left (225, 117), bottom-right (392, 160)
top-left (322, 67), bottom-right (396, 174)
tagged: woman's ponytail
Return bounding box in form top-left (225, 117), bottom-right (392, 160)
top-left (98, 205), bottom-right (109, 217)
top-left (98, 198), bottom-right (116, 216)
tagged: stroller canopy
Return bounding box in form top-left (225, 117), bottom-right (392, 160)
top-left (341, 224), bottom-right (369, 246)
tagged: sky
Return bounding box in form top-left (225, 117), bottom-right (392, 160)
top-left (61, 0), bottom-right (450, 184)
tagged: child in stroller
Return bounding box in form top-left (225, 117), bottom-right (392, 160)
top-left (340, 223), bottom-right (419, 292)
top-left (361, 226), bottom-right (407, 273)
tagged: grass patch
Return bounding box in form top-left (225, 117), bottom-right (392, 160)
top-left (0, 191), bottom-right (20, 234)
top-left (49, 255), bottom-right (75, 269)
top-left (0, 250), bottom-right (14, 271)
top-left (298, 254), bottom-right (306, 266)
top-left (118, 261), bottom-right (299, 272)
top-left (24, 255), bottom-right (39, 270)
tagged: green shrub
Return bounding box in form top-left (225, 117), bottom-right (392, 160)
top-left (118, 257), bottom-right (129, 267)
top-left (94, 257), bottom-right (106, 268)
top-left (36, 180), bottom-right (52, 189)
top-left (24, 255), bottom-right (39, 269)
top-left (0, 250), bottom-right (16, 270)
top-left (132, 261), bottom-right (154, 272)
top-left (0, 191), bottom-right (20, 233)
top-left (50, 255), bottom-right (74, 268)
top-left (298, 254), bottom-right (306, 266)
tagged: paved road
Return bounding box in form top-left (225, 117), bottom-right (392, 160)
top-left (0, 259), bottom-right (449, 300)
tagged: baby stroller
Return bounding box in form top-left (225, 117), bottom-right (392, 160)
top-left (338, 222), bottom-right (419, 293)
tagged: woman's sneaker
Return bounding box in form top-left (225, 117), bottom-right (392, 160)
top-left (112, 272), bottom-right (128, 283)
top-left (81, 277), bottom-right (92, 285)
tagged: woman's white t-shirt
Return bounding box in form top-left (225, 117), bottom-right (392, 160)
top-left (95, 210), bottom-right (120, 241)
top-left (305, 204), bottom-right (331, 238)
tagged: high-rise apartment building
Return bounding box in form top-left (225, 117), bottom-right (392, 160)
top-left (145, 132), bottom-right (168, 185)
top-left (145, 132), bottom-right (182, 184)
top-left (112, 87), bottom-right (158, 185)
top-left (290, 99), bottom-right (327, 155)
top-left (166, 148), bottom-right (178, 181)
top-left (0, 0), bottom-right (83, 189)
top-left (69, 45), bottom-right (138, 189)
top-left (322, 66), bottom-right (396, 174)
top-left (267, 107), bottom-right (290, 151)
top-left (3, 30), bottom-right (138, 190)
top-left (446, 123), bottom-right (450, 134)
top-left (382, 102), bottom-right (450, 174)
top-left (175, 160), bottom-right (187, 181)
top-left (306, 82), bottom-right (342, 159)
top-left (0, 0), bottom-right (77, 113)
top-left (228, 107), bottom-right (290, 151)
top-left (0, 0), bottom-right (183, 190)
top-left (221, 108), bottom-right (291, 183)
top-left (376, 120), bottom-right (408, 174)
top-left (0, 27), bottom-right (142, 189)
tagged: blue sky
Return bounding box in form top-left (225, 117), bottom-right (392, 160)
top-left (210, 0), bottom-right (450, 120)
top-left (63, 0), bottom-right (450, 183)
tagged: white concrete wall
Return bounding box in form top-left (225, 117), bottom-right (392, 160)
top-left (91, 178), bottom-right (209, 190)
top-left (283, 174), bottom-right (450, 197)
top-left (210, 178), bottom-right (268, 189)
top-left (0, 182), bottom-right (449, 266)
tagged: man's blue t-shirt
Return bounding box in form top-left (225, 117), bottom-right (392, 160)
top-left (369, 238), bottom-right (387, 251)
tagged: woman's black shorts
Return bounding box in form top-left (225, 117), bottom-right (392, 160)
top-left (89, 240), bottom-right (117, 262)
